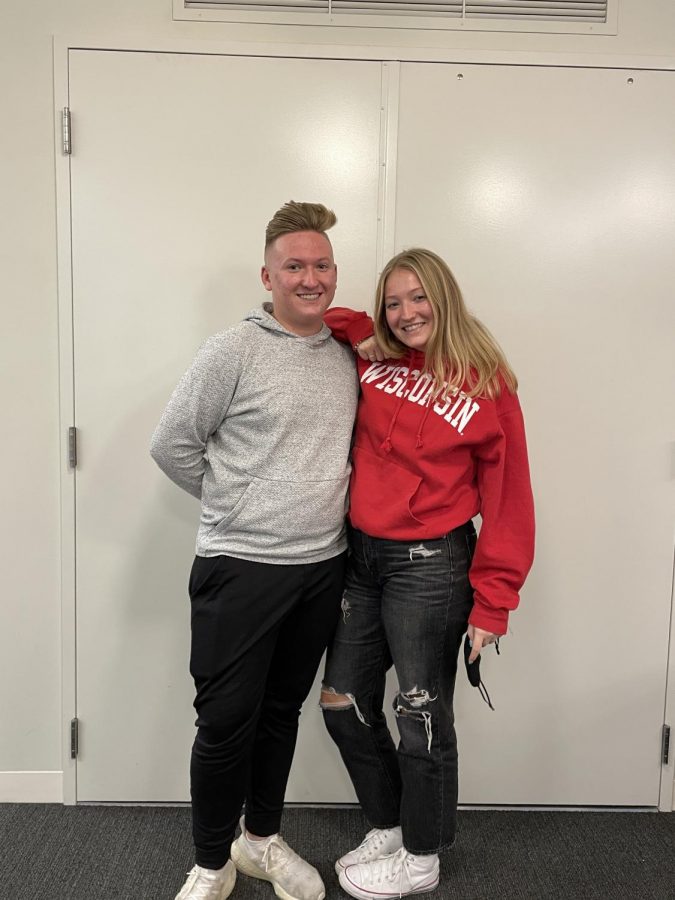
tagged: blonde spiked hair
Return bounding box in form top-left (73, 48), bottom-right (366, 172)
top-left (374, 248), bottom-right (517, 400)
top-left (265, 201), bottom-right (337, 253)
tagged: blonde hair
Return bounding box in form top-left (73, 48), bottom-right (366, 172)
top-left (374, 248), bottom-right (517, 399)
top-left (265, 201), bottom-right (337, 251)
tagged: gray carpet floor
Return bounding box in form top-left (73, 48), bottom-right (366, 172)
top-left (0, 805), bottom-right (673, 900)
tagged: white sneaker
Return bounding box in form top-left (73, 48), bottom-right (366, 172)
top-left (230, 819), bottom-right (325, 900)
top-left (339, 847), bottom-right (439, 900)
top-left (175, 861), bottom-right (236, 900)
top-left (335, 827), bottom-right (403, 874)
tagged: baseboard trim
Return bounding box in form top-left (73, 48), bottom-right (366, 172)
top-left (0, 771), bottom-right (63, 803)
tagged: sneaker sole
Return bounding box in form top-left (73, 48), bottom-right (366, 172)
top-left (230, 840), bottom-right (325, 900)
top-left (338, 869), bottom-right (439, 900)
top-left (335, 856), bottom-right (356, 875)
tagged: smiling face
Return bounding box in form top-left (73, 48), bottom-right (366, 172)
top-left (383, 267), bottom-right (435, 352)
top-left (261, 230), bottom-right (337, 336)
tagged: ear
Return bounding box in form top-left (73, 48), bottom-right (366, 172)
top-left (334, 262), bottom-right (338, 286)
top-left (261, 265), bottom-right (273, 293)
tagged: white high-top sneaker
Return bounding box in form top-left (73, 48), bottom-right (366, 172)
top-left (339, 847), bottom-right (439, 900)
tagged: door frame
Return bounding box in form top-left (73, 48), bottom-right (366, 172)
top-left (54, 34), bottom-right (675, 809)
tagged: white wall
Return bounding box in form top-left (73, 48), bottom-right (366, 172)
top-left (1, 0), bottom-right (674, 800)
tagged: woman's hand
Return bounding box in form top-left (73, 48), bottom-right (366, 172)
top-left (355, 335), bottom-right (386, 362)
top-left (467, 624), bottom-right (499, 664)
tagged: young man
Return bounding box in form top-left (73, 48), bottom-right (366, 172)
top-left (151, 202), bottom-right (358, 900)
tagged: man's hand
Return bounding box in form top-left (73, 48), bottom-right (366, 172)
top-left (467, 624), bottom-right (499, 664)
top-left (355, 335), bottom-right (386, 362)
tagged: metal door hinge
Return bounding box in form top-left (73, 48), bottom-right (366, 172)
top-left (68, 426), bottom-right (77, 468)
top-left (62, 107), bottom-right (71, 155)
top-left (663, 724), bottom-right (671, 765)
top-left (70, 717), bottom-right (79, 759)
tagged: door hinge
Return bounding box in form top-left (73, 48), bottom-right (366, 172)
top-left (663, 724), bottom-right (671, 765)
top-left (62, 107), bottom-right (71, 155)
top-left (70, 717), bottom-right (79, 759)
top-left (68, 426), bottom-right (78, 468)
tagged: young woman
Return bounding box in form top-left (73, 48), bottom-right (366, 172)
top-left (320, 248), bottom-right (535, 899)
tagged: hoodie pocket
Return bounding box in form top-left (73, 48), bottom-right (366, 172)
top-left (349, 445), bottom-right (425, 535)
top-left (211, 479), bottom-right (254, 531)
top-left (210, 472), bottom-right (349, 554)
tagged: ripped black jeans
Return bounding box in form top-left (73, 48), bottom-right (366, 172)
top-left (321, 522), bottom-right (475, 855)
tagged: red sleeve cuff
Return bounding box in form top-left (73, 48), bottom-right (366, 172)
top-left (345, 315), bottom-right (375, 348)
top-left (468, 600), bottom-right (509, 636)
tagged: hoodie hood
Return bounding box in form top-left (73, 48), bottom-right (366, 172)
top-left (245, 303), bottom-right (333, 347)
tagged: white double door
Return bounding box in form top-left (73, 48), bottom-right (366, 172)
top-left (68, 49), bottom-right (675, 805)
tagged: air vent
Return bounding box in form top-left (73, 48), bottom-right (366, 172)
top-left (175, 0), bottom-right (615, 32)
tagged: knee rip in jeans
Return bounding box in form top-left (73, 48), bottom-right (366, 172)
top-left (320, 686), bottom-right (370, 727)
top-left (394, 686), bottom-right (438, 753)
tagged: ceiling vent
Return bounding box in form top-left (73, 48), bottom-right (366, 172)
top-left (174, 0), bottom-right (617, 33)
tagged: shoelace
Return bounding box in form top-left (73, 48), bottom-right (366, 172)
top-left (261, 835), bottom-right (293, 873)
top-left (355, 829), bottom-right (392, 861)
top-left (182, 866), bottom-right (222, 900)
top-left (364, 847), bottom-right (407, 884)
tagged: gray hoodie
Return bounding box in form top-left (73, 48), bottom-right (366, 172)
top-left (150, 304), bottom-right (359, 564)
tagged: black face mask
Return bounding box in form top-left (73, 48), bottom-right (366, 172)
top-left (463, 634), bottom-right (498, 711)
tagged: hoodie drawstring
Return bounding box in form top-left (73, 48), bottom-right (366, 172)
top-left (380, 361), bottom-right (437, 453)
top-left (380, 388), bottom-right (409, 453)
top-left (415, 398), bottom-right (435, 448)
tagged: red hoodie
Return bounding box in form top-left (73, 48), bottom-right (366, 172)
top-left (326, 307), bottom-right (535, 635)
